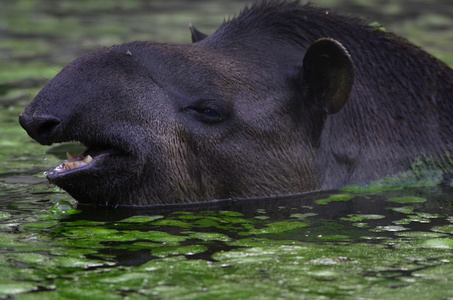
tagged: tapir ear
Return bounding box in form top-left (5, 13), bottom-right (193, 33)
top-left (302, 38), bottom-right (354, 114)
top-left (189, 24), bottom-right (208, 43)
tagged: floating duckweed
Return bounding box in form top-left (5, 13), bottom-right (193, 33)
top-left (187, 232), bottom-right (231, 242)
top-left (394, 214), bottom-right (433, 225)
top-left (21, 221), bottom-right (57, 230)
top-left (431, 225), bottom-right (453, 234)
top-left (419, 238), bottom-right (453, 249)
top-left (393, 218), bottom-right (413, 225)
top-left (119, 215), bottom-right (164, 223)
top-left (2, 1), bottom-right (453, 298)
top-left (307, 270), bottom-right (339, 280)
top-left (175, 214), bottom-right (204, 220)
top-left (372, 225), bottom-right (409, 232)
top-left (151, 219), bottom-right (193, 228)
top-left (240, 221), bottom-right (309, 236)
top-left (218, 211), bottom-right (244, 217)
top-left (389, 206), bottom-right (415, 214)
top-left (50, 201), bottom-right (80, 215)
top-left (417, 212), bottom-right (443, 219)
top-left (50, 186), bottom-right (65, 193)
top-left (0, 282), bottom-right (37, 296)
top-left (396, 231), bottom-right (446, 238)
top-left (315, 194), bottom-right (355, 205)
top-left (290, 213), bottom-right (317, 219)
top-left (0, 211), bottom-right (11, 221)
top-left (353, 223), bottom-right (369, 228)
top-left (341, 214), bottom-right (385, 222)
top-left (369, 21), bottom-right (387, 32)
top-left (387, 196), bottom-right (426, 204)
top-left (317, 235), bottom-right (350, 241)
top-left (307, 258), bottom-right (340, 265)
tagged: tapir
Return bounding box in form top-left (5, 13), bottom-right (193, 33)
top-left (19, 1), bottom-right (453, 206)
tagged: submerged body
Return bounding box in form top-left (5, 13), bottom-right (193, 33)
top-left (20, 1), bottom-right (453, 206)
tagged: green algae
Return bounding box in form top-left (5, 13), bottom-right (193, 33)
top-left (240, 220), bottom-right (309, 236)
top-left (50, 201), bottom-right (81, 215)
top-left (315, 193), bottom-right (355, 205)
top-left (432, 224), bottom-right (453, 234)
top-left (418, 238), bottom-right (453, 249)
top-left (389, 205), bottom-right (416, 214)
top-left (119, 215), bottom-right (164, 223)
top-left (1, 0), bottom-right (453, 299)
top-left (369, 21), bottom-right (387, 32)
top-left (0, 211), bottom-right (11, 221)
top-left (341, 214), bottom-right (386, 222)
top-left (187, 232), bottom-right (231, 242)
top-left (342, 155), bottom-right (453, 195)
top-left (1, 187), bottom-right (453, 299)
top-left (387, 196), bottom-right (427, 204)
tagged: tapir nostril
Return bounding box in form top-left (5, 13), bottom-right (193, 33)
top-left (37, 117), bottom-right (60, 135)
top-left (19, 114), bottom-right (62, 145)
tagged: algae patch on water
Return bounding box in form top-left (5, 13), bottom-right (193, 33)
top-left (0, 191), bottom-right (453, 299)
top-left (387, 196), bottom-right (427, 204)
top-left (1, 187), bottom-right (453, 299)
top-left (315, 193), bottom-right (355, 205)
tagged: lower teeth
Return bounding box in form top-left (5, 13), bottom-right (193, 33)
top-left (63, 155), bottom-right (93, 171)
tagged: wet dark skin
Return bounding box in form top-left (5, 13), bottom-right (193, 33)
top-left (20, 1), bottom-right (453, 206)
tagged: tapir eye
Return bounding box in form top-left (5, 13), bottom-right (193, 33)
top-left (184, 100), bottom-right (225, 124)
top-left (200, 108), bottom-right (221, 118)
top-left (187, 106), bottom-right (223, 123)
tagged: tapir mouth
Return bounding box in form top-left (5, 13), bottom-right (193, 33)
top-left (46, 145), bottom-right (123, 180)
top-left (44, 142), bottom-right (140, 206)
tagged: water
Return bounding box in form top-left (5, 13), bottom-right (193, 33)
top-left (1, 186), bottom-right (453, 299)
top-left (1, 0), bottom-right (452, 299)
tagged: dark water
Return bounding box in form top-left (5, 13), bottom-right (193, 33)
top-left (1, 0), bottom-right (453, 299)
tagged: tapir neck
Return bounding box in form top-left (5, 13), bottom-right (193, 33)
top-left (317, 61), bottom-right (453, 188)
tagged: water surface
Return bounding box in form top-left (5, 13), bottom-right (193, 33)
top-left (1, 0), bottom-right (452, 299)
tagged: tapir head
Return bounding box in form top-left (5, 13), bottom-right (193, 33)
top-left (20, 3), bottom-right (354, 206)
